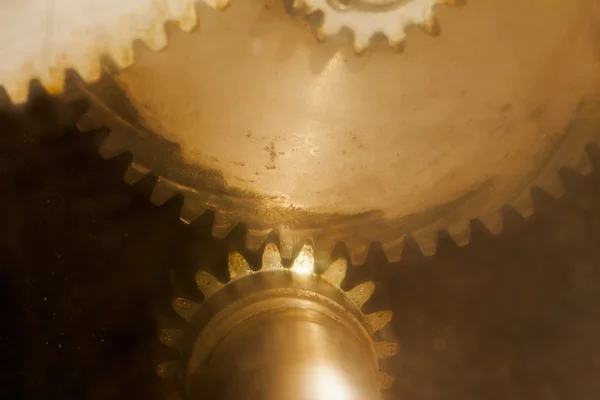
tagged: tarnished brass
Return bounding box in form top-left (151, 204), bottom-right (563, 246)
top-left (74, 0), bottom-right (600, 261)
top-left (159, 243), bottom-right (397, 399)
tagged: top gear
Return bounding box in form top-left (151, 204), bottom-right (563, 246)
top-left (2, 0), bottom-right (600, 263)
top-left (297, 0), bottom-right (456, 52)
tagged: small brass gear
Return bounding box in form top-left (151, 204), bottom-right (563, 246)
top-left (157, 240), bottom-right (397, 398)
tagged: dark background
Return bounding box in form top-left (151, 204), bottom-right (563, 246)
top-left (1, 95), bottom-right (599, 399)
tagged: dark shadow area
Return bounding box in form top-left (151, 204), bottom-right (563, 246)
top-left (0, 94), bottom-right (599, 399)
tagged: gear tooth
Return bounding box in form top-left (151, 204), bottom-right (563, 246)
top-left (469, 218), bottom-right (494, 243)
top-left (316, 25), bottom-right (327, 42)
top-left (413, 232), bottom-right (437, 257)
top-left (160, 193), bottom-right (185, 217)
top-left (365, 310), bottom-right (393, 333)
top-left (74, 56), bottom-right (102, 83)
top-left (246, 229), bottom-right (271, 251)
top-left (90, 128), bottom-right (111, 150)
top-left (422, 14), bottom-right (441, 36)
top-left (346, 281), bottom-right (375, 309)
top-left (435, 230), bottom-right (459, 255)
top-left (106, 151), bottom-right (134, 178)
top-left (401, 235), bottom-right (425, 265)
top-left (3, 80), bottom-right (29, 104)
top-left (348, 245), bottom-right (368, 266)
top-left (317, 19), bottom-right (341, 42)
top-left (159, 328), bottom-right (183, 349)
top-left (195, 271), bottom-right (224, 299)
top-left (536, 172), bottom-right (566, 199)
top-left (500, 205), bottom-right (527, 233)
top-left (558, 166), bottom-right (587, 193)
top-left (377, 371), bottom-right (395, 390)
top-left (330, 241), bottom-right (350, 262)
top-left (228, 251), bottom-right (253, 280)
top-left (278, 229), bottom-right (296, 260)
top-left (324, 242), bottom-right (350, 285)
top-left (132, 172), bottom-right (159, 199)
top-left (176, 0), bottom-right (199, 32)
top-left (353, 35), bottom-right (371, 54)
top-left (389, 37), bottom-right (406, 53)
top-left (531, 186), bottom-right (560, 214)
top-left (40, 67), bottom-right (67, 97)
top-left (108, 42), bottom-right (135, 70)
top-left (365, 241), bottom-right (388, 265)
top-left (63, 98), bottom-right (91, 125)
top-left (291, 242), bottom-right (315, 275)
top-left (374, 341), bottom-right (398, 359)
top-left (172, 297), bottom-right (200, 322)
top-left (27, 79), bottom-right (49, 102)
top-left (225, 223), bottom-right (248, 249)
top-left (585, 143), bottom-right (600, 173)
top-left (189, 209), bottom-right (216, 236)
top-left (262, 241), bottom-right (283, 271)
top-left (381, 237), bottom-right (404, 263)
top-left (212, 212), bottom-right (234, 239)
top-left (156, 360), bottom-right (181, 378)
top-left (479, 211), bottom-right (503, 235)
top-left (141, 23), bottom-right (168, 52)
top-left (516, 195), bottom-right (535, 219)
top-left (0, 86), bottom-right (11, 106)
top-left (365, 242), bottom-right (388, 278)
top-left (447, 224), bottom-right (469, 247)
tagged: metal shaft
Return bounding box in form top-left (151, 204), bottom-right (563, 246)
top-left (186, 298), bottom-right (381, 400)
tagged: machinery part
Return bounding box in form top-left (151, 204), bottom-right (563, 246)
top-left (0, 0), bottom-right (230, 103)
top-left (2, 93), bottom-right (600, 399)
top-left (294, 0), bottom-right (460, 53)
top-left (0, 0), bottom-right (457, 102)
top-left (70, 0), bottom-right (600, 263)
top-left (157, 241), bottom-right (397, 399)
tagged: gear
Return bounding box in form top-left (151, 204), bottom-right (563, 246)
top-left (68, 0), bottom-right (600, 263)
top-left (0, 0), bottom-right (230, 103)
top-left (157, 239), bottom-right (397, 398)
top-left (3, 0), bottom-right (600, 264)
top-left (295, 0), bottom-right (459, 53)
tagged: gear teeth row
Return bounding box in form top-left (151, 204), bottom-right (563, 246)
top-left (294, 0), bottom-right (463, 53)
top-left (72, 79), bottom-right (599, 268)
top-left (0, 0), bottom-right (231, 104)
top-left (159, 239), bottom-right (397, 389)
top-left (109, 141), bottom-right (600, 267)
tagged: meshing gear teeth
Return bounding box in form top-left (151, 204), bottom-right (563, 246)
top-left (0, 0), bottom-right (230, 104)
top-left (157, 238), bottom-right (397, 398)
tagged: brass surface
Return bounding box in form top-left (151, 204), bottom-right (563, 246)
top-left (77, 0), bottom-right (600, 259)
top-left (188, 304), bottom-right (380, 399)
top-left (159, 243), bottom-right (396, 399)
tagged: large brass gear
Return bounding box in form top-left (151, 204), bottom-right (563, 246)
top-left (3, 0), bottom-right (600, 262)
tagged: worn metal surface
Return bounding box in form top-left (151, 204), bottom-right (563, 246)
top-left (158, 243), bottom-right (396, 398)
top-left (0, 0), bottom-right (454, 102)
top-left (73, 0), bottom-right (600, 262)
